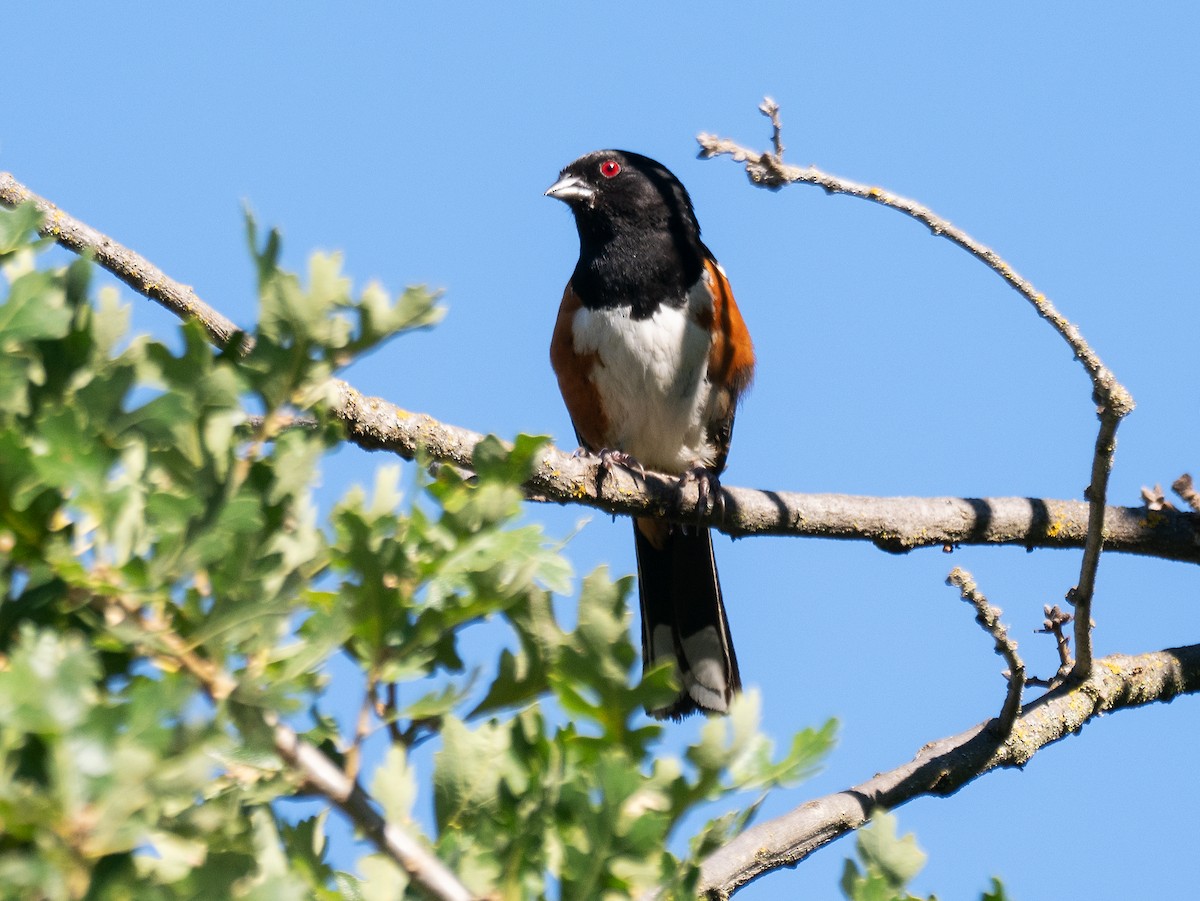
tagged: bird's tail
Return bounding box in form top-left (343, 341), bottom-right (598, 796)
top-left (633, 517), bottom-right (741, 719)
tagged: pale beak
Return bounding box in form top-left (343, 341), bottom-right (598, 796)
top-left (544, 174), bottom-right (595, 204)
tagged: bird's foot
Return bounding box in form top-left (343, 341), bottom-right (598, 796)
top-left (584, 448), bottom-right (645, 493)
top-left (678, 464), bottom-right (723, 522)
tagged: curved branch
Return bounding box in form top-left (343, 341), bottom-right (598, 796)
top-left (1, 172), bottom-right (1194, 566)
top-left (696, 642), bottom-right (1200, 899)
top-left (697, 102), bottom-right (1135, 677)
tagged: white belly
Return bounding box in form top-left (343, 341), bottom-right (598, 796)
top-left (571, 295), bottom-right (716, 474)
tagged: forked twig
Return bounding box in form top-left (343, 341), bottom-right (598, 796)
top-left (693, 643), bottom-right (1200, 899)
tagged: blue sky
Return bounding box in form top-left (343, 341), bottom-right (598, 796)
top-left (6, 4), bottom-right (1200, 899)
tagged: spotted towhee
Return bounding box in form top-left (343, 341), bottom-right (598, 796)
top-left (546, 150), bottom-right (755, 719)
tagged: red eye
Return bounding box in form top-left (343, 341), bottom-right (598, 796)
top-left (600, 159), bottom-right (621, 178)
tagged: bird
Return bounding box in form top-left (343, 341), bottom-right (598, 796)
top-left (545, 149), bottom-right (755, 719)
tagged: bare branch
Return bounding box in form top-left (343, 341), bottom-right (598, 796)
top-left (696, 102), bottom-right (1135, 680)
top-left (946, 568), bottom-right (1024, 734)
top-left (695, 642), bottom-right (1200, 899)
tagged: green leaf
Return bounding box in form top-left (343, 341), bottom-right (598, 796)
top-left (982, 876), bottom-right (1012, 901)
top-left (0, 625), bottom-right (100, 734)
top-left (245, 206), bottom-right (282, 288)
top-left (0, 201), bottom-right (44, 256)
top-left (372, 745), bottom-right (418, 826)
top-left (433, 716), bottom-right (513, 831)
top-left (0, 268), bottom-right (72, 344)
top-left (856, 811), bottom-right (928, 890)
top-left (358, 854), bottom-right (409, 901)
top-left (472, 433), bottom-right (547, 485)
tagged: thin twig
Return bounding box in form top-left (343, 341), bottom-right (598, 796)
top-left (1070, 412), bottom-right (1121, 676)
top-left (240, 414), bottom-right (321, 434)
top-left (691, 642), bottom-right (1200, 899)
top-left (385, 681), bottom-right (404, 744)
top-left (99, 590), bottom-right (238, 701)
top-left (946, 568), bottom-right (1024, 735)
top-left (696, 101), bottom-right (1135, 680)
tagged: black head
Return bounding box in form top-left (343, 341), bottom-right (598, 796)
top-left (545, 150), bottom-right (702, 247)
top-left (546, 151), bottom-right (708, 311)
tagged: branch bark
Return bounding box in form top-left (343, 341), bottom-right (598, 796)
top-left (695, 642), bottom-right (1200, 899)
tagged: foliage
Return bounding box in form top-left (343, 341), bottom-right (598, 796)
top-left (0, 204), bottom-right (835, 900)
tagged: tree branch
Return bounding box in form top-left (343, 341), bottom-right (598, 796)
top-left (696, 101), bottom-right (1135, 679)
top-left (694, 642), bottom-right (1200, 899)
top-left (332, 374), bottom-right (1200, 561)
top-left (1, 171), bottom-right (1194, 566)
